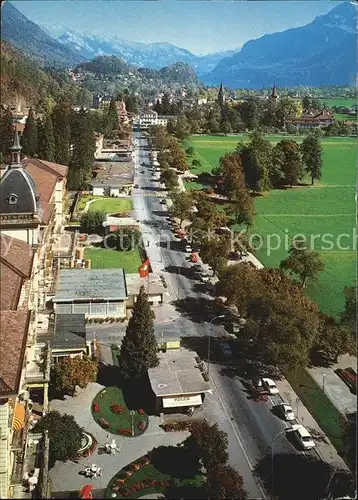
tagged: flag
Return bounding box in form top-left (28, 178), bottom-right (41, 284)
top-left (138, 258), bottom-right (150, 278)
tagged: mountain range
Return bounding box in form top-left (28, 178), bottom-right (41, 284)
top-left (42, 26), bottom-right (238, 75)
top-left (2, 1), bottom-right (357, 88)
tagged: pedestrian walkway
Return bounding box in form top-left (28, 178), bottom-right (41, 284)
top-left (307, 354), bottom-right (357, 415)
top-left (276, 377), bottom-right (350, 471)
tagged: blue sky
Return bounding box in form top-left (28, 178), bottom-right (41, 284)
top-left (11, 1), bottom-right (340, 54)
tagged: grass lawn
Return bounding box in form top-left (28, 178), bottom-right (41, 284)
top-left (77, 195), bottom-right (102, 211)
top-left (88, 197), bottom-right (133, 213)
top-left (92, 387), bottom-right (148, 437)
top-left (319, 98), bottom-right (356, 108)
top-left (106, 453), bottom-right (204, 498)
top-left (84, 247), bottom-right (142, 273)
top-left (333, 113), bottom-right (357, 122)
top-left (183, 135), bottom-right (356, 318)
top-left (283, 368), bottom-right (345, 454)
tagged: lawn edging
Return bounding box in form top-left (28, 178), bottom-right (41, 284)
top-left (283, 368), bottom-right (346, 456)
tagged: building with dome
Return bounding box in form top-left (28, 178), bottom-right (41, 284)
top-left (0, 131), bottom-right (68, 499)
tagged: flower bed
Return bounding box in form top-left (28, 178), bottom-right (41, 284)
top-left (91, 386), bottom-right (148, 437)
top-left (335, 368), bottom-right (357, 394)
top-left (161, 421), bottom-right (192, 432)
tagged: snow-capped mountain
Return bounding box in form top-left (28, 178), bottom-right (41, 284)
top-left (43, 25), bottom-right (239, 74)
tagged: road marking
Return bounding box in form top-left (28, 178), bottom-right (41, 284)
top-left (209, 369), bottom-right (268, 499)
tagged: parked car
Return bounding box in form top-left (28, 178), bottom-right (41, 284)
top-left (277, 403), bottom-right (295, 421)
top-left (184, 244), bottom-right (192, 253)
top-left (219, 342), bottom-right (232, 357)
top-left (259, 378), bottom-right (279, 395)
top-left (290, 424), bottom-right (315, 450)
top-left (198, 272), bottom-right (210, 283)
top-left (160, 199), bottom-right (166, 204)
top-left (134, 184), bottom-right (139, 188)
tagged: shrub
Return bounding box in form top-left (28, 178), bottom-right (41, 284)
top-left (92, 402), bottom-right (99, 413)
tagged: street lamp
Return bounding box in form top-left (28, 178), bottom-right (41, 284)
top-left (323, 373), bottom-right (326, 392)
top-left (271, 429), bottom-right (288, 499)
top-left (207, 315), bottom-right (225, 377)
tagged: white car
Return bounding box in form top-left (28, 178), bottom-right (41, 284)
top-left (290, 424), bottom-right (315, 450)
top-left (259, 378), bottom-right (279, 395)
top-left (278, 403), bottom-right (295, 421)
top-left (219, 342), bottom-right (232, 357)
top-left (198, 273), bottom-right (210, 283)
top-left (184, 245), bottom-right (192, 252)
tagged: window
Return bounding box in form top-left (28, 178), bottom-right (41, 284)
top-left (8, 193), bottom-right (18, 205)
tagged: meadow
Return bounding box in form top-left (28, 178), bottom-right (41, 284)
top-left (183, 135), bottom-right (356, 318)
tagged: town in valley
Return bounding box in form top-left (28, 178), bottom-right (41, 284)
top-left (0, 1), bottom-right (356, 499)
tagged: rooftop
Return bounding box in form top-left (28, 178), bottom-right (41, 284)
top-left (54, 269), bottom-right (128, 302)
top-left (40, 314), bottom-right (87, 349)
top-left (125, 273), bottom-right (166, 298)
top-left (91, 161), bottom-right (134, 187)
top-left (148, 349), bottom-right (211, 397)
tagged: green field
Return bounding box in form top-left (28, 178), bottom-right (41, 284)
top-left (88, 197), bottom-right (133, 213)
top-left (184, 135), bottom-right (356, 317)
top-left (84, 247), bottom-right (142, 273)
top-left (333, 113), bottom-right (357, 122)
top-left (319, 98), bottom-right (356, 108)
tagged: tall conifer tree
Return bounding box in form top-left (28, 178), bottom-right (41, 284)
top-left (38, 115), bottom-right (55, 162)
top-left (0, 106), bottom-right (14, 161)
top-left (68, 109), bottom-right (95, 189)
top-left (52, 100), bottom-right (71, 165)
top-left (21, 107), bottom-right (38, 157)
top-left (120, 286), bottom-right (159, 379)
top-left (105, 99), bottom-right (119, 132)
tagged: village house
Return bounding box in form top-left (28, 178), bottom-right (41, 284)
top-left (138, 109), bottom-right (177, 129)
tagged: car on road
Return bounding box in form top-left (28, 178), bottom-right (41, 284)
top-left (160, 199), bottom-right (166, 204)
top-left (259, 378), bottom-right (279, 395)
top-left (195, 272), bottom-right (210, 283)
top-left (277, 403), bottom-right (295, 421)
top-left (219, 342), bottom-right (232, 357)
top-left (290, 424), bottom-right (315, 450)
top-left (184, 244), bottom-right (192, 253)
top-left (134, 184), bottom-right (139, 188)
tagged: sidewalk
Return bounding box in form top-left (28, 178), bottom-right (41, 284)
top-left (307, 354), bottom-right (357, 415)
top-left (276, 377), bottom-right (350, 471)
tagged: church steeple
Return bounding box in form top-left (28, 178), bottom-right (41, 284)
top-left (218, 81), bottom-right (225, 107)
top-left (271, 82), bottom-right (278, 100)
top-left (9, 126), bottom-right (22, 167)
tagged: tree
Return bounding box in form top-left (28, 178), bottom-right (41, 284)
top-left (169, 143), bottom-right (189, 172)
top-left (273, 139), bottom-right (304, 186)
top-left (37, 114), bottom-right (55, 161)
top-left (237, 132), bottom-right (272, 193)
top-left (80, 210), bottom-right (106, 233)
top-left (119, 286), bottom-right (159, 379)
top-left (185, 419), bottom-right (229, 471)
top-left (189, 118), bottom-right (200, 134)
top-left (69, 109), bottom-right (95, 188)
top-left (238, 98), bottom-right (261, 129)
top-left (206, 464), bottom-right (247, 500)
top-left (0, 106), bottom-right (14, 161)
top-left (217, 153), bottom-right (246, 199)
top-left (220, 120), bottom-right (232, 134)
top-left (313, 314), bottom-right (355, 362)
top-left (160, 168), bottom-right (178, 191)
top-left (51, 356), bottom-right (98, 395)
top-left (186, 146), bottom-right (194, 156)
top-left (200, 237), bottom-right (230, 275)
top-left (175, 114), bottom-right (191, 140)
top-left (193, 192), bottom-right (228, 230)
top-left (21, 107), bottom-right (38, 157)
top-left (33, 411), bottom-right (83, 467)
top-left (192, 159), bottom-right (201, 168)
top-left (52, 100), bottom-right (71, 165)
top-left (280, 238), bottom-right (325, 287)
top-left (301, 133), bottom-right (323, 184)
top-left (340, 286), bottom-right (356, 331)
top-left (170, 191), bottom-right (193, 228)
top-left (105, 99), bottom-right (119, 132)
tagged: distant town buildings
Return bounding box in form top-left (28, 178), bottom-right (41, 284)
top-left (138, 109), bottom-right (177, 129)
top-left (285, 110), bottom-right (334, 130)
top-left (92, 93), bottom-right (112, 109)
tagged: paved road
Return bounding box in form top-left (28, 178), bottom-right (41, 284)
top-left (102, 131), bottom-right (311, 499)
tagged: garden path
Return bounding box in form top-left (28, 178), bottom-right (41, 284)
top-left (307, 354), bottom-right (357, 415)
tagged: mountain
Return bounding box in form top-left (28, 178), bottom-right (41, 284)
top-left (202, 2), bottom-right (357, 88)
top-left (43, 26), bottom-right (238, 74)
top-left (1, 2), bottom-right (85, 67)
top-left (75, 56), bottom-right (199, 88)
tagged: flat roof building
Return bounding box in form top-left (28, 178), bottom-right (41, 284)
top-left (148, 349), bottom-right (211, 412)
top-left (53, 269), bottom-right (128, 318)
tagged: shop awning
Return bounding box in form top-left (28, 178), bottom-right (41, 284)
top-left (12, 403), bottom-right (25, 431)
top-left (162, 394), bottom-right (202, 408)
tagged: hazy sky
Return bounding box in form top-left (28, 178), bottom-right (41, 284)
top-left (11, 0), bottom-right (340, 54)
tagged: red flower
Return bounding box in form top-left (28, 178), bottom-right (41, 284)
top-left (138, 408), bottom-right (145, 415)
top-left (92, 402), bottom-right (99, 413)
